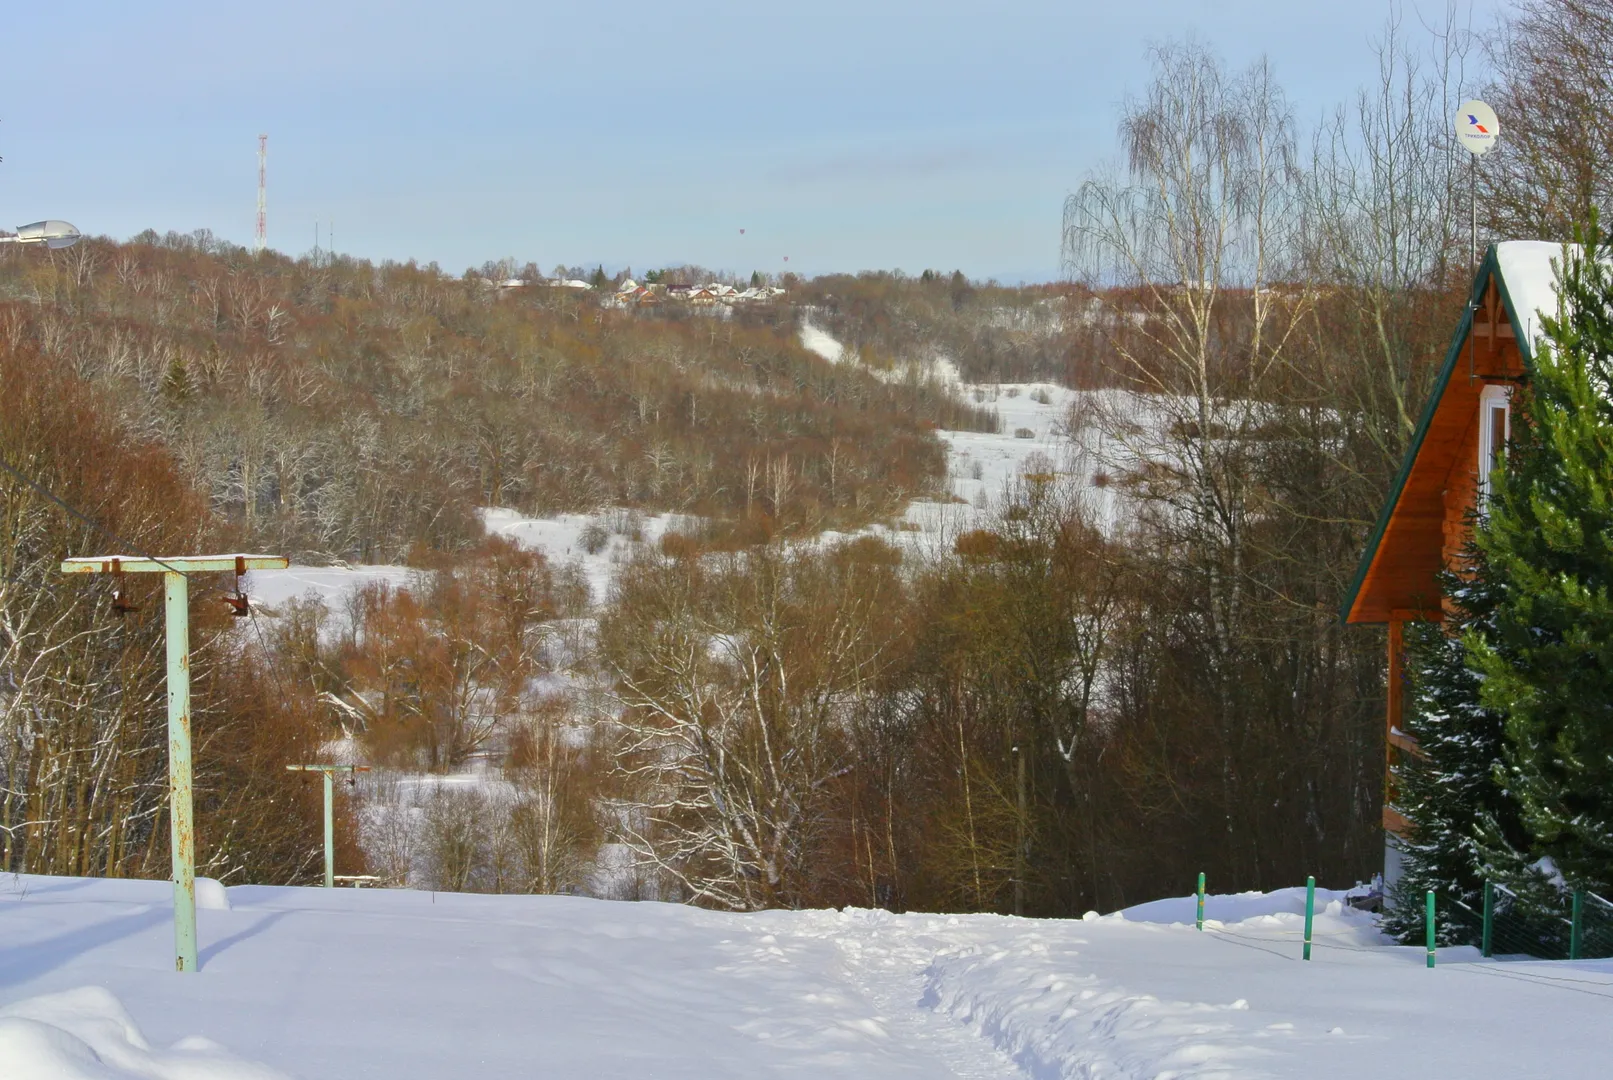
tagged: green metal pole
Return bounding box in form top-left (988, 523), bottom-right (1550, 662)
top-left (1571, 888), bottom-right (1584, 961)
top-left (1426, 890), bottom-right (1436, 969)
top-left (1303, 876), bottom-right (1315, 960)
top-left (164, 572), bottom-right (197, 973)
top-left (1481, 882), bottom-right (1494, 958)
top-left (1196, 872), bottom-right (1205, 931)
top-left (323, 769), bottom-right (335, 888)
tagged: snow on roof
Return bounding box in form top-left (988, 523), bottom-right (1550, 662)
top-left (1495, 241), bottom-right (1574, 348)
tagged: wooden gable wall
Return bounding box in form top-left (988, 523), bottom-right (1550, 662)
top-left (1344, 273), bottom-right (1527, 624)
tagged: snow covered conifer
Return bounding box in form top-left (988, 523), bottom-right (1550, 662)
top-left (1386, 554), bottom-right (1545, 939)
top-left (1468, 220), bottom-right (1613, 894)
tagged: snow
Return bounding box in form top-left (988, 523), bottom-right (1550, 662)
top-left (4, 874), bottom-right (1609, 1079)
top-left (480, 507), bottom-right (692, 602)
top-left (1494, 240), bottom-right (1572, 352)
top-left (241, 564), bottom-right (415, 611)
top-left (792, 317), bottom-right (1155, 545)
top-left (238, 509), bottom-right (699, 617)
top-left (0, 986), bottom-right (284, 1080)
top-left (799, 319), bottom-right (848, 364)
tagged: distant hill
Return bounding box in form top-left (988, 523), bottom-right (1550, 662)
top-left (0, 231), bottom-right (996, 561)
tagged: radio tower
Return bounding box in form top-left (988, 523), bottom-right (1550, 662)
top-left (255, 134), bottom-right (267, 256)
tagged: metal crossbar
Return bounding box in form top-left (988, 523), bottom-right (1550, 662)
top-left (61, 552), bottom-right (288, 972)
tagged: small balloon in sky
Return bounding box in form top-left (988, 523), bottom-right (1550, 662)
top-left (739, 228), bottom-right (745, 235)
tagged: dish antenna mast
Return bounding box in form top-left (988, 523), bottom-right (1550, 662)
top-left (255, 133), bottom-right (267, 256)
top-left (1456, 99), bottom-right (1499, 268)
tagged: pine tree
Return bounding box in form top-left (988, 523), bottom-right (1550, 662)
top-left (1470, 220), bottom-right (1613, 893)
top-left (1385, 559), bottom-right (1537, 940)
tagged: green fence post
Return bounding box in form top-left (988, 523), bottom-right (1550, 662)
top-left (1426, 891), bottom-right (1436, 969)
top-left (1196, 872), bottom-right (1205, 931)
top-left (1303, 876), bottom-right (1315, 961)
top-left (1481, 881), bottom-right (1494, 958)
top-left (1571, 888), bottom-right (1584, 961)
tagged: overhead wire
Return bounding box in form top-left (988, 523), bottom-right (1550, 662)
top-left (0, 452), bottom-right (248, 614)
top-left (0, 454), bottom-right (187, 577)
top-left (4, 444), bottom-right (323, 735)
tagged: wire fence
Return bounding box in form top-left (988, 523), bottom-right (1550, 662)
top-left (1435, 883), bottom-right (1613, 961)
top-left (1189, 871), bottom-right (1613, 970)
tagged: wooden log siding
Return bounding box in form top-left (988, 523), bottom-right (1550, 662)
top-left (1343, 260), bottom-right (1530, 626)
top-left (1341, 244), bottom-right (1547, 838)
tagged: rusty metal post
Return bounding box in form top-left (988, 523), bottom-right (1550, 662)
top-left (165, 570), bottom-right (197, 973)
top-left (61, 553), bottom-right (289, 974)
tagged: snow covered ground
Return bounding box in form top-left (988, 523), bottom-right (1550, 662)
top-left (3, 874), bottom-right (1608, 1079)
top-left (241, 510), bottom-right (693, 614)
top-left (242, 563), bottom-right (415, 612)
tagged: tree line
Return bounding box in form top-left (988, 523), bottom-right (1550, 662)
top-left (3, 1), bottom-right (1604, 907)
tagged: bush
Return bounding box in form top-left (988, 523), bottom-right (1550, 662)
top-left (579, 522), bottom-right (610, 555)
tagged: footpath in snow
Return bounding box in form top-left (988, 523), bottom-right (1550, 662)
top-left (3, 875), bottom-right (1610, 1079)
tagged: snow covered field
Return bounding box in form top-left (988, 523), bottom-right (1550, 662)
top-left (3, 875), bottom-right (1608, 1079)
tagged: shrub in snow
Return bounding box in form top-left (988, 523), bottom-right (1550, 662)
top-left (579, 522), bottom-right (610, 555)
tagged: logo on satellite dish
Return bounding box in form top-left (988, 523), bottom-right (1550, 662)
top-left (1456, 99), bottom-right (1499, 156)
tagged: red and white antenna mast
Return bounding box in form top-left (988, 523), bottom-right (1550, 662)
top-left (255, 134), bottom-right (267, 256)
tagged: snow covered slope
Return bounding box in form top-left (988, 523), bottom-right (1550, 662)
top-left (2, 874), bottom-right (1607, 1079)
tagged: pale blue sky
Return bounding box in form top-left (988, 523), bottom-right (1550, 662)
top-left (3, 2), bottom-right (1504, 281)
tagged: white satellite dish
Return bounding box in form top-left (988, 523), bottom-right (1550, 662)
top-left (1456, 99), bottom-right (1499, 156)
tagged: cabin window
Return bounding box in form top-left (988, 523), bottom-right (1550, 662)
top-left (1477, 383), bottom-right (1511, 504)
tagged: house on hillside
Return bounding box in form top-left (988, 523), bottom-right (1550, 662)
top-left (1341, 241), bottom-right (1567, 881)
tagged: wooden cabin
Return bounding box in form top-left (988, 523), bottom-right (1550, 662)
top-left (1340, 241), bottom-right (1568, 877)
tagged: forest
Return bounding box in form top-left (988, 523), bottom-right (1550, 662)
top-left (1, 1), bottom-right (1605, 915)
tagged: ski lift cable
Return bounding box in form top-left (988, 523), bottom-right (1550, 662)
top-left (0, 454), bottom-right (187, 577)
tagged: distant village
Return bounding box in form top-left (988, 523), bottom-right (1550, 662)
top-left (496, 276), bottom-right (788, 307)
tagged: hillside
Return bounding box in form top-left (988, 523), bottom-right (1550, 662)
top-left (0, 233), bottom-right (995, 562)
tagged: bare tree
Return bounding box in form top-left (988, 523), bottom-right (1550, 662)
top-left (1061, 41), bottom-right (1330, 881)
top-left (504, 696), bottom-right (601, 894)
top-left (604, 548), bottom-right (892, 910)
top-left (1483, 0), bottom-right (1613, 240)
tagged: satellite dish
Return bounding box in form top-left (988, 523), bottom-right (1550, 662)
top-left (1456, 99), bottom-right (1499, 156)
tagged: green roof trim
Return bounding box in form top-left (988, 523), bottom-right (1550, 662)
top-left (1337, 244), bottom-right (1540, 624)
